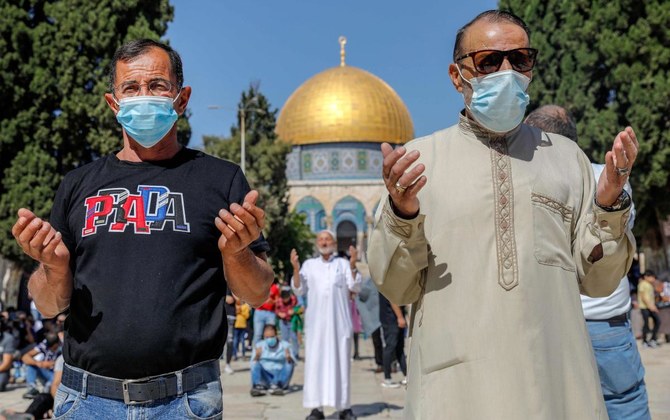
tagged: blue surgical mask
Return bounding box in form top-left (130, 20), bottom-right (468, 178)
top-left (459, 68), bottom-right (531, 134)
top-left (115, 95), bottom-right (179, 148)
top-left (266, 337), bottom-right (278, 347)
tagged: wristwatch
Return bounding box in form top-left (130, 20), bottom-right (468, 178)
top-left (595, 190), bottom-right (631, 212)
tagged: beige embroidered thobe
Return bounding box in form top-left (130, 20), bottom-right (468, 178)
top-left (368, 115), bottom-right (635, 419)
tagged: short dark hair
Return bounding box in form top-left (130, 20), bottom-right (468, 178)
top-left (524, 105), bottom-right (578, 142)
top-left (643, 270), bottom-right (656, 278)
top-left (108, 39), bottom-right (183, 91)
top-left (453, 10), bottom-right (531, 61)
top-left (263, 324), bottom-right (277, 334)
top-left (45, 332), bottom-right (60, 348)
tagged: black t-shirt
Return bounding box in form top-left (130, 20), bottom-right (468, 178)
top-left (224, 289), bottom-right (236, 318)
top-left (378, 292), bottom-right (405, 327)
top-left (50, 148), bottom-right (269, 378)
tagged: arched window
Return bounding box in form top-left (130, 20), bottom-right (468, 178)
top-left (294, 196), bottom-right (326, 232)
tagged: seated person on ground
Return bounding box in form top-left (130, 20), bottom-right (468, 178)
top-left (21, 332), bottom-right (60, 399)
top-left (250, 324), bottom-right (295, 397)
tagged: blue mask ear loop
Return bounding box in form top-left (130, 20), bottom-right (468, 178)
top-left (172, 89), bottom-right (182, 104)
top-left (456, 65), bottom-right (474, 115)
top-left (456, 65), bottom-right (472, 86)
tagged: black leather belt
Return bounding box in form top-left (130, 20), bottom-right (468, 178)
top-left (585, 313), bottom-right (628, 324)
top-left (61, 360), bottom-right (220, 404)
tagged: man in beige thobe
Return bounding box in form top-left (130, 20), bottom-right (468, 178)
top-left (368, 10), bottom-right (638, 419)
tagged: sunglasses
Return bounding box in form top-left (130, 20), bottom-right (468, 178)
top-left (456, 48), bottom-right (538, 75)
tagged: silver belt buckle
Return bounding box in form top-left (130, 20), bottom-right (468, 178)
top-left (122, 378), bottom-right (153, 405)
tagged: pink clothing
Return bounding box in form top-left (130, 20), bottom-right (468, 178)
top-left (350, 298), bottom-right (362, 334)
top-left (275, 294), bottom-right (297, 321)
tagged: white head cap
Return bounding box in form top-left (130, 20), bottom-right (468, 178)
top-left (317, 229), bottom-right (337, 241)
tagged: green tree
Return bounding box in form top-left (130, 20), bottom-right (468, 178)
top-left (0, 0), bottom-right (188, 268)
top-left (204, 84), bottom-right (314, 279)
top-left (498, 0), bottom-right (670, 239)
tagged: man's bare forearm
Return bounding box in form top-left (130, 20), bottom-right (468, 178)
top-left (28, 264), bottom-right (73, 318)
top-left (292, 268), bottom-right (301, 289)
top-left (391, 303), bottom-right (404, 320)
top-left (224, 250), bottom-right (274, 308)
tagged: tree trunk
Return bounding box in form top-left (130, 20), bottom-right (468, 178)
top-left (0, 257), bottom-right (23, 308)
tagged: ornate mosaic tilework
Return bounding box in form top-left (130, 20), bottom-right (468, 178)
top-left (330, 151), bottom-right (340, 171)
top-left (288, 143), bottom-right (386, 180)
top-left (357, 151), bottom-right (367, 170)
top-left (303, 153), bottom-right (312, 173)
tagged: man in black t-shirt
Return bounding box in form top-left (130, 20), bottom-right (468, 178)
top-left (12, 39), bottom-right (274, 419)
top-left (378, 292), bottom-right (407, 389)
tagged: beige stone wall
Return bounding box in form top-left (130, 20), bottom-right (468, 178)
top-left (288, 179), bottom-right (385, 220)
top-left (288, 179), bottom-right (385, 262)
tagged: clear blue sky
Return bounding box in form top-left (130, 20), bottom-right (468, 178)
top-left (166, 0), bottom-right (498, 149)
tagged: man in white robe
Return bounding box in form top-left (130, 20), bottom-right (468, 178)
top-left (291, 231), bottom-right (362, 420)
top-left (368, 10), bottom-right (639, 420)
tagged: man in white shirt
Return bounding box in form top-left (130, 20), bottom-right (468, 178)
top-left (525, 104), bottom-right (650, 420)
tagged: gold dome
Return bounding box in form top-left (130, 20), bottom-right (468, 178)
top-left (276, 65), bottom-right (414, 145)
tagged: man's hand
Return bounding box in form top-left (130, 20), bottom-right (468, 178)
top-left (381, 143), bottom-right (426, 218)
top-left (11, 208), bottom-right (70, 271)
top-left (596, 127), bottom-right (639, 206)
top-left (13, 210), bottom-right (73, 318)
top-left (349, 245), bottom-right (358, 268)
top-left (216, 190), bottom-right (265, 257)
top-left (41, 360), bottom-right (55, 370)
top-left (391, 303), bottom-right (407, 329)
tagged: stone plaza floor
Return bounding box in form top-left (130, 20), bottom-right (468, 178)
top-left (0, 336), bottom-right (668, 419)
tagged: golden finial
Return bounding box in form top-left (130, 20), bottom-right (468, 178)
top-left (339, 36), bottom-right (347, 67)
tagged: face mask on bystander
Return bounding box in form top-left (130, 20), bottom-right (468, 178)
top-left (115, 95), bottom-right (180, 148)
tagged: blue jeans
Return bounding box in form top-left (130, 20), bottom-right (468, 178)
top-left (25, 365), bottom-right (54, 388)
top-left (52, 367), bottom-right (223, 419)
top-left (252, 310), bottom-right (276, 345)
top-left (587, 318), bottom-right (650, 420)
top-left (233, 328), bottom-right (247, 358)
top-left (250, 361), bottom-right (294, 389)
top-left (278, 319), bottom-right (299, 359)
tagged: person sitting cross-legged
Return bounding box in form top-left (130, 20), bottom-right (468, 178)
top-left (250, 324), bottom-right (295, 397)
top-left (21, 332), bottom-right (60, 399)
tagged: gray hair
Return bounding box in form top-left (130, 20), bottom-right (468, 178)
top-left (524, 105), bottom-right (578, 142)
